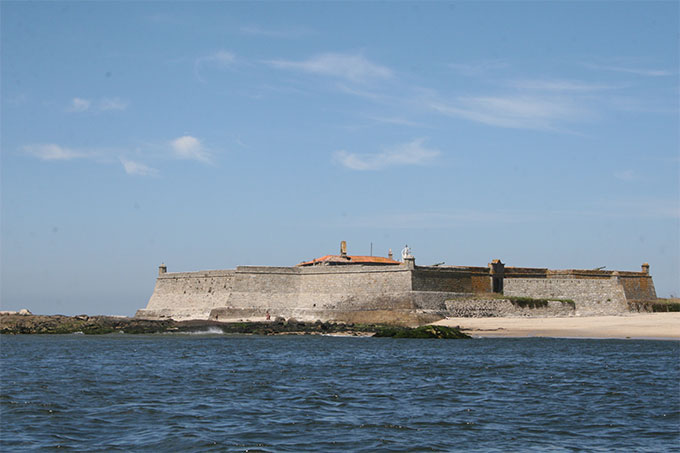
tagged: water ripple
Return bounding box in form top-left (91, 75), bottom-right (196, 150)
top-left (1, 335), bottom-right (678, 451)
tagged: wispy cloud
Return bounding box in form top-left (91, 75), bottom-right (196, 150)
top-left (448, 60), bottom-right (509, 77)
top-left (267, 53), bottom-right (393, 83)
top-left (333, 138), bottom-right (440, 171)
top-left (605, 199), bottom-right (680, 219)
top-left (364, 115), bottom-right (426, 128)
top-left (148, 12), bottom-right (179, 24)
top-left (239, 25), bottom-right (311, 38)
top-left (22, 144), bottom-right (86, 160)
top-left (22, 135), bottom-right (215, 174)
top-left (336, 83), bottom-right (389, 102)
top-left (585, 63), bottom-right (673, 77)
top-left (170, 135), bottom-right (211, 163)
top-left (429, 94), bottom-right (587, 131)
top-left (200, 50), bottom-right (235, 66)
top-left (120, 158), bottom-right (158, 176)
top-left (614, 170), bottom-right (638, 182)
top-left (510, 79), bottom-right (618, 92)
top-left (334, 200), bottom-right (680, 229)
top-left (334, 73), bottom-right (609, 132)
top-left (68, 97), bottom-right (91, 112)
top-left (67, 97), bottom-right (128, 112)
top-left (336, 209), bottom-right (540, 229)
top-left (99, 97), bottom-right (128, 111)
top-left (194, 50), bottom-right (236, 82)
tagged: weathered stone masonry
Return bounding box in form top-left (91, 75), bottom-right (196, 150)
top-left (136, 253), bottom-right (657, 325)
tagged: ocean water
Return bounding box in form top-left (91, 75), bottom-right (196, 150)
top-left (1, 334), bottom-right (678, 452)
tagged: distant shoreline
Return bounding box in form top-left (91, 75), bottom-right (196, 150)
top-left (433, 313), bottom-right (680, 340)
top-left (2, 312), bottom-right (678, 340)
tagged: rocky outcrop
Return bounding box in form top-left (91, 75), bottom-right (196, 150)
top-left (0, 314), bottom-right (469, 338)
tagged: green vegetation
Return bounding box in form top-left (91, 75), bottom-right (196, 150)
top-left (506, 296), bottom-right (575, 310)
top-left (450, 293), bottom-right (575, 310)
top-left (507, 297), bottom-right (548, 309)
top-left (629, 299), bottom-right (680, 313)
top-left (655, 303), bottom-right (680, 312)
top-left (373, 325), bottom-right (470, 339)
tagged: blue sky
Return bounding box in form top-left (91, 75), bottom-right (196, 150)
top-left (1, 1), bottom-right (678, 315)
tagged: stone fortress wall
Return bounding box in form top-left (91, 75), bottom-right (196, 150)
top-left (136, 253), bottom-right (657, 325)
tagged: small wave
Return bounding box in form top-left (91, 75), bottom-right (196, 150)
top-left (183, 327), bottom-right (225, 335)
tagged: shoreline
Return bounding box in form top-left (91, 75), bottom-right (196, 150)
top-left (0, 314), bottom-right (468, 338)
top-left (433, 313), bottom-right (680, 340)
top-left (2, 313), bottom-right (678, 340)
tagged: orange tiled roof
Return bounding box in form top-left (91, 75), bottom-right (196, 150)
top-left (298, 255), bottom-right (401, 266)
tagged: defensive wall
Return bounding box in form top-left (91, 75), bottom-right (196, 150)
top-left (136, 257), bottom-right (657, 325)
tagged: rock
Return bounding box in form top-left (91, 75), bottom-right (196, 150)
top-left (18, 309), bottom-right (32, 315)
top-left (75, 314), bottom-right (89, 321)
top-left (373, 325), bottom-right (470, 339)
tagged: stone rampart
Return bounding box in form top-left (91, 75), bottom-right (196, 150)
top-left (136, 260), bottom-right (657, 323)
top-left (136, 270), bottom-right (235, 321)
top-left (502, 267), bottom-right (655, 315)
top-left (503, 278), bottom-right (627, 315)
top-left (618, 274), bottom-right (657, 301)
top-left (445, 298), bottom-right (575, 318)
top-left (411, 267), bottom-right (491, 293)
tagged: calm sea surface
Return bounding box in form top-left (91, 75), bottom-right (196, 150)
top-left (1, 334), bottom-right (679, 452)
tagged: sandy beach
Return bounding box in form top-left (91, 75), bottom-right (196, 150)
top-left (433, 313), bottom-right (680, 340)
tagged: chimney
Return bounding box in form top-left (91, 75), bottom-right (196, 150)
top-left (159, 263), bottom-right (167, 275)
top-left (340, 241), bottom-right (347, 258)
top-left (642, 262), bottom-right (650, 275)
top-left (388, 249), bottom-right (393, 260)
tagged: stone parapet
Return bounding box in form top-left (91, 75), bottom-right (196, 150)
top-left (137, 261), bottom-right (657, 323)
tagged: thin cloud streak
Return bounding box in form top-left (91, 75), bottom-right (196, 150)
top-left (67, 98), bottom-right (91, 112)
top-left (585, 63), bottom-right (673, 77)
top-left (364, 115), bottom-right (426, 128)
top-left (334, 139), bottom-right (440, 171)
top-left (120, 158), bottom-right (158, 177)
top-left (239, 25), bottom-right (311, 38)
top-left (448, 60), bottom-right (509, 76)
top-left (336, 202), bottom-right (680, 229)
top-left (99, 98), bottom-right (128, 111)
top-left (194, 50), bottom-right (236, 82)
top-left (334, 74), bottom-right (606, 132)
top-left (267, 53), bottom-right (393, 83)
top-left (429, 95), bottom-right (586, 131)
top-left (614, 170), bottom-right (637, 182)
top-left (22, 144), bottom-right (86, 161)
top-left (510, 79), bottom-right (619, 92)
top-left (338, 210), bottom-right (541, 229)
top-left (67, 97), bottom-right (128, 112)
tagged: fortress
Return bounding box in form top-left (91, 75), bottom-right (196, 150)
top-left (135, 242), bottom-right (657, 326)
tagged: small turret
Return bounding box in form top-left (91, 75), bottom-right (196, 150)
top-left (489, 259), bottom-right (505, 293)
top-left (159, 263), bottom-right (167, 275)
